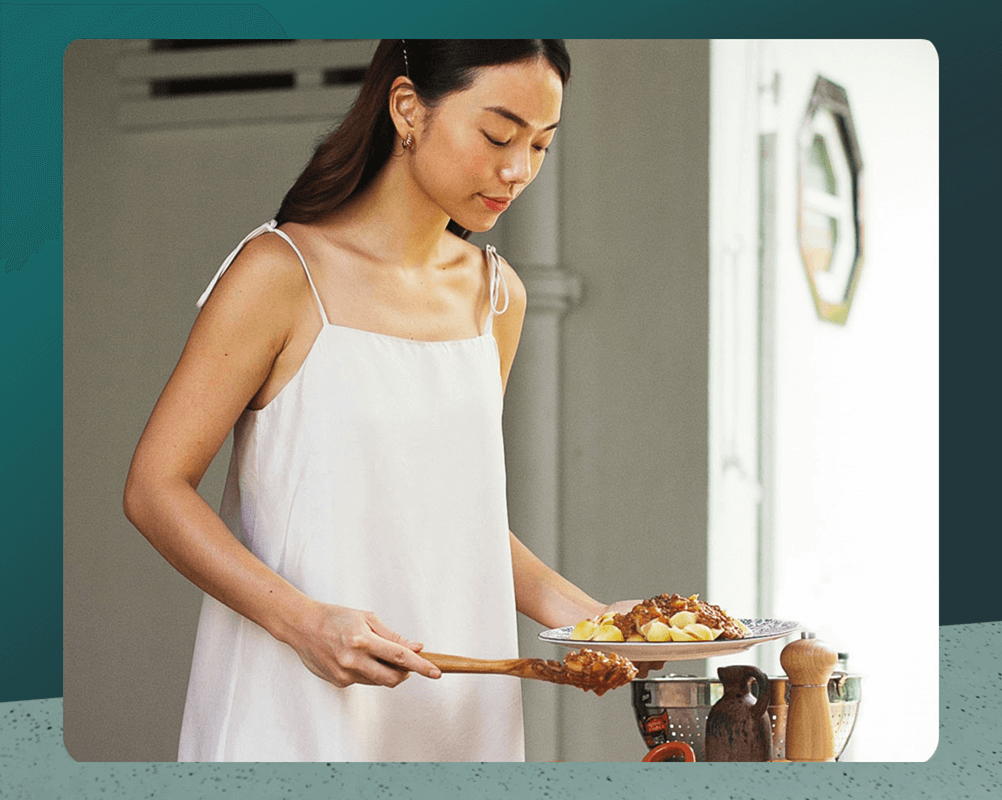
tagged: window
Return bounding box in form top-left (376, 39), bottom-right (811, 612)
top-left (117, 39), bottom-right (377, 129)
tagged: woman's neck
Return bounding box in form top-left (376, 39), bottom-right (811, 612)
top-left (326, 159), bottom-right (454, 270)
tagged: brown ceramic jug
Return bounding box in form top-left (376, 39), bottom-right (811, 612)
top-left (704, 665), bottom-right (773, 762)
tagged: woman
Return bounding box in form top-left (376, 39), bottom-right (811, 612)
top-left (124, 39), bottom-right (648, 762)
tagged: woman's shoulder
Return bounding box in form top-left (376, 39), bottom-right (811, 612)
top-left (448, 235), bottom-right (527, 307)
top-left (199, 227), bottom-right (316, 324)
top-left (480, 243), bottom-right (526, 314)
top-left (490, 249), bottom-right (525, 301)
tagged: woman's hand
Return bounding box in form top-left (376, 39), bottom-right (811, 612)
top-left (597, 599), bottom-right (645, 617)
top-left (285, 602), bottom-right (442, 689)
top-left (596, 599), bottom-right (666, 680)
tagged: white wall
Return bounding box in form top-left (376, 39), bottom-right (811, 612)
top-left (709, 40), bottom-right (939, 761)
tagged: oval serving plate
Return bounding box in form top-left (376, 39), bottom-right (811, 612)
top-left (538, 619), bottom-right (801, 661)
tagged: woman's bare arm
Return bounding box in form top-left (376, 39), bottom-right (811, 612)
top-left (489, 252), bottom-right (525, 394)
top-left (508, 532), bottom-right (606, 628)
top-left (490, 255), bottom-right (605, 626)
top-left (124, 234), bottom-right (440, 687)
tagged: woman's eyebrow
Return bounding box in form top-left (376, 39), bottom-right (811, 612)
top-left (483, 106), bottom-right (560, 131)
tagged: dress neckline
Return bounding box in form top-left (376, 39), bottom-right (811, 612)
top-left (321, 320), bottom-right (495, 346)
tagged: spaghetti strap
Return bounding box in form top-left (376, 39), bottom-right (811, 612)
top-left (269, 228), bottom-right (330, 326)
top-left (196, 220), bottom-right (330, 326)
top-left (483, 244), bottom-right (509, 334)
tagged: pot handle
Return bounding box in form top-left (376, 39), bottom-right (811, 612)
top-left (752, 666), bottom-right (772, 720)
top-left (642, 742), bottom-right (697, 762)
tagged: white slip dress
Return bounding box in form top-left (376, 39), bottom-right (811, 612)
top-left (177, 220), bottom-right (524, 762)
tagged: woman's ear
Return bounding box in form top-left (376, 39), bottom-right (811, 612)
top-left (388, 76), bottom-right (420, 143)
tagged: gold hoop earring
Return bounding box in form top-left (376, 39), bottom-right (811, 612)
top-left (402, 132), bottom-right (413, 150)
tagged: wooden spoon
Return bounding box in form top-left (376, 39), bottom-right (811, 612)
top-left (421, 648), bottom-right (638, 696)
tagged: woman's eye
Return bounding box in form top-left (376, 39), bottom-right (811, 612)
top-left (483, 129), bottom-right (549, 153)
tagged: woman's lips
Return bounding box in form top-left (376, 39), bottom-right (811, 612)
top-left (480, 195), bottom-right (511, 212)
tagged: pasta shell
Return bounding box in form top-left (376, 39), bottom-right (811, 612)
top-left (641, 620), bottom-right (673, 642)
top-left (592, 625), bottom-right (625, 642)
top-left (670, 626), bottom-right (698, 642)
top-left (669, 611), bottom-right (698, 628)
top-left (685, 623), bottom-right (715, 641)
top-left (571, 619), bottom-right (598, 641)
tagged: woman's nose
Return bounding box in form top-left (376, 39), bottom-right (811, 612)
top-left (500, 146), bottom-right (532, 185)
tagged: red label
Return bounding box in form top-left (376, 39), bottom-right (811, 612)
top-left (643, 711), bottom-right (669, 734)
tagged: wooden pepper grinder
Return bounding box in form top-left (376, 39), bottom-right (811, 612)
top-left (780, 632), bottom-right (838, 762)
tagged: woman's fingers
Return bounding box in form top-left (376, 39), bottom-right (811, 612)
top-left (345, 655), bottom-right (412, 688)
top-left (364, 614), bottom-right (442, 679)
top-left (599, 599), bottom-right (645, 616)
top-left (369, 643), bottom-right (442, 680)
top-left (325, 612), bottom-right (442, 684)
top-left (631, 660), bottom-right (667, 679)
top-left (365, 613), bottom-right (425, 652)
top-left (335, 644), bottom-right (432, 687)
top-left (292, 604), bottom-right (442, 688)
top-left (314, 644), bottom-right (409, 688)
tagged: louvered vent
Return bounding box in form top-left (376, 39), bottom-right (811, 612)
top-left (117, 39), bottom-right (378, 129)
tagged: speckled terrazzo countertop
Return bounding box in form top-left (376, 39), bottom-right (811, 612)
top-left (1, 623), bottom-right (1000, 799)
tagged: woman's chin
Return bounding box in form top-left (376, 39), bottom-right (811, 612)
top-left (458, 216), bottom-right (500, 235)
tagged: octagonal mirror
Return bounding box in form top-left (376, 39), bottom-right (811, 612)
top-left (797, 76), bottom-right (864, 325)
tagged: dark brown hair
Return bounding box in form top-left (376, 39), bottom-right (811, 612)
top-left (275, 39), bottom-right (571, 238)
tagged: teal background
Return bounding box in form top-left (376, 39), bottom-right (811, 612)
top-left (1, 0), bottom-right (997, 794)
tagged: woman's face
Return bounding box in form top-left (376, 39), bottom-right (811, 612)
top-left (409, 56), bottom-right (564, 233)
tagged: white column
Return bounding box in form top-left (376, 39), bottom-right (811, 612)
top-left (500, 143), bottom-right (581, 762)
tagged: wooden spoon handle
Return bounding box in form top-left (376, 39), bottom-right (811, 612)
top-left (422, 652), bottom-right (531, 677)
top-left (421, 650), bottom-right (638, 695)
